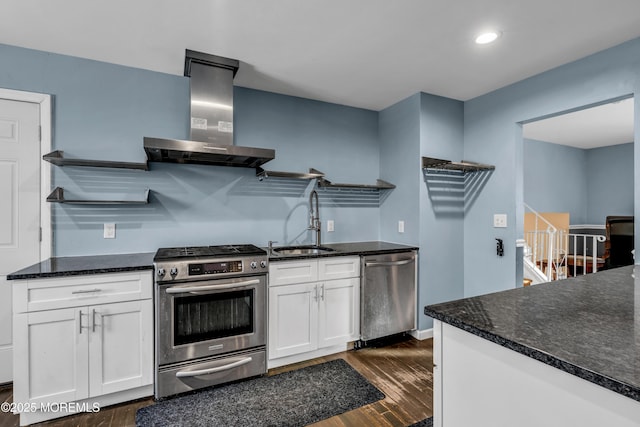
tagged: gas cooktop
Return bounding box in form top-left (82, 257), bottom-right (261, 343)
top-left (153, 244), bottom-right (268, 282)
top-left (154, 244), bottom-right (266, 261)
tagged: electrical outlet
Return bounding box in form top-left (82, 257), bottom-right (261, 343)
top-left (104, 223), bottom-right (116, 239)
top-left (327, 220), bottom-right (335, 232)
top-left (493, 214), bottom-right (507, 228)
top-left (398, 220), bottom-right (405, 233)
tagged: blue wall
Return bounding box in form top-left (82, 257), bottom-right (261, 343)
top-left (524, 139), bottom-right (633, 226)
top-left (418, 93), bottom-right (465, 329)
top-left (378, 94), bottom-right (423, 325)
top-left (379, 92), bottom-right (465, 330)
top-left (523, 139), bottom-right (587, 223)
top-left (586, 143), bottom-right (634, 224)
top-left (3, 36), bottom-right (640, 328)
top-left (0, 43), bottom-right (383, 256)
top-left (379, 94), bottom-right (421, 246)
top-left (464, 38), bottom-right (640, 297)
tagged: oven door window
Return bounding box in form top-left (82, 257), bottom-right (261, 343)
top-left (173, 289), bottom-right (254, 346)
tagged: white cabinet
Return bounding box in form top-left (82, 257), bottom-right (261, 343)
top-left (12, 272), bottom-right (153, 426)
top-left (269, 282), bottom-right (318, 358)
top-left (432, 320), bottom-right (640, 427)
top-left (88, 300), bottom-right (152, 396)
top-left (317, 277), bottom-right (359, 347)
top-left (15, 307), bottom-right (88, 405)
top-left (268, 257), bottom-right (360, 368)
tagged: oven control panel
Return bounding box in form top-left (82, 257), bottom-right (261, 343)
top-left (188, 260), bottom-right (243, 276)
top-left (154, 256), bottom-right (268, 283)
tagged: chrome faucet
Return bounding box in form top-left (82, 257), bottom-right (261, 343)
top-left (268, 240), bottom-right (278, 255)
top-left (308, 189), bottom-right (321, 246)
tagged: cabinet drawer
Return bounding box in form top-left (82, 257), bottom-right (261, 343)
top-left (318, 256), bottom-right (360, 280)
top-left (269, 260), bottom-right (318, 286)
top-left (13, 272), bottom-right (152, 313)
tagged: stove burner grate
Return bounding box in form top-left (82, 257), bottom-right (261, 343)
top-left (154, 244), bottom-right (265, 261)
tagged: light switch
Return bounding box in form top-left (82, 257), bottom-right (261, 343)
top-left (327, 220), bottom-right (335, 232)
top-left (104, 223), bottom-right (116, 239)
top-left (398, 220), bottom-right (405, 233)
top-left (493, 214), bottom-right (507, 228)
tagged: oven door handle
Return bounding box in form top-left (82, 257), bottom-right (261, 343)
top-left (165, 279), bottom-right (260, 294)
top-left (175, 357), bottom-right (253, 378)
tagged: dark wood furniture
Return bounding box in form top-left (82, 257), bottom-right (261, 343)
top-left (604, 216), bottom-right (634, 269)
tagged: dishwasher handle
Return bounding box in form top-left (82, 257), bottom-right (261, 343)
top-left (365, 257), bottom-right (415, 267)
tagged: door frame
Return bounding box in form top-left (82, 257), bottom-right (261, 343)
top-left (0, 87), bottom-right (52, 261)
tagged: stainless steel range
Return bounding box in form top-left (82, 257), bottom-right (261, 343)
top-left (153, 244), bottom-right (268, 399)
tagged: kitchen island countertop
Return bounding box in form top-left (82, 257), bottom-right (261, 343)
top-left (424, 265), bottom-right (640, 402)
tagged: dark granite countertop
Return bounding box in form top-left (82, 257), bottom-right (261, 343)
top-left (7, 241), bottom-right (418, 279)
top-left (7, 253), bottom-right (155, 280)
top-left (424, 265), bottom-right (640, 402)
top-left (267, 241), bottom-right (418, 261)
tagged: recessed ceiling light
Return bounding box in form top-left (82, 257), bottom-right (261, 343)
top-left (475, 31), bottom-right (501, 45)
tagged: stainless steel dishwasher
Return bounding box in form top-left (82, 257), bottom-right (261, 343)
top-left (360, 251), bottom-right (418, 342)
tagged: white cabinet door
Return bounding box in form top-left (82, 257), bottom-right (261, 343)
top-left (268, 283), bottom-right (318, 359)
top-left (13, 308), bottom-right (89, 406)
top-left (318, 257), bottom-right (360, 280)
top-left (88, 300), bottom-right (153, 397)
top-left (318, 277), bottom-right (360, 348)
top-left (269, 260), bottom-right (318, 286)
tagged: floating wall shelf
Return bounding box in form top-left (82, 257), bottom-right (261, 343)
top-left (43, 150), bottom-right (149, 171)
top-left (421, 156), bottom-right (495, 173)
top-left (256, 167), bottom-right (325, 181)
top-left (46, 187), bottom-right (150, 205)
top-left (257, 167), bottom-right (395, 189)
top-left (317, 177), bottom-right (395, 190)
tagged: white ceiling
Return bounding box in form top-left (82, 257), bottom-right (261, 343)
top-left (2, 0), bottom-right (639, 146)
top-left (523, 97), bottom-right (635, 149)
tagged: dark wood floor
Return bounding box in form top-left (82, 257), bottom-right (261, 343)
top-left (0, 337), bottom-right (433, 427)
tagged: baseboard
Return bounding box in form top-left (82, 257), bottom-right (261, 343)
top-left (267, 343), bottom-right (349, 369)
top-left (409, 328), bottom-right (433, 340)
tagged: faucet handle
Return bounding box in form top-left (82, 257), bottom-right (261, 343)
top-left (268, 240), bottom-right (278, 253)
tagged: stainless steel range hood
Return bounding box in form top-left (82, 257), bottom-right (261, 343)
top-left (144, 50), bottom-right (275, 168)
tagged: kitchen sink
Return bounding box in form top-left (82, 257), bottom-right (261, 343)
top-left (271, 245), bottom-right (336, 255)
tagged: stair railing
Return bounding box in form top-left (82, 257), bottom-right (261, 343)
top-left (567, 233), bottom-right (606, 276)
top-left (523, 203), bottom-right (561, 281)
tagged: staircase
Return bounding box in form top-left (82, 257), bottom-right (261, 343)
top-left (522, 203), bottom-right (606, 285)
top-left (523, 203), bottom-right (564, 283)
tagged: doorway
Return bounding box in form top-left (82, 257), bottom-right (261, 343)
top-left (520, 96), bottom-right (634, 283)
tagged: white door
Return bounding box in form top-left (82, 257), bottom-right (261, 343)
top-left (0, 98), bottom-right (42, 383)
top-left (88, 300), bottom-right (153, 396)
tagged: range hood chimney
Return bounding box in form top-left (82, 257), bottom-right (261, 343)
top-left (144, 50), bottom-right (275, 168)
